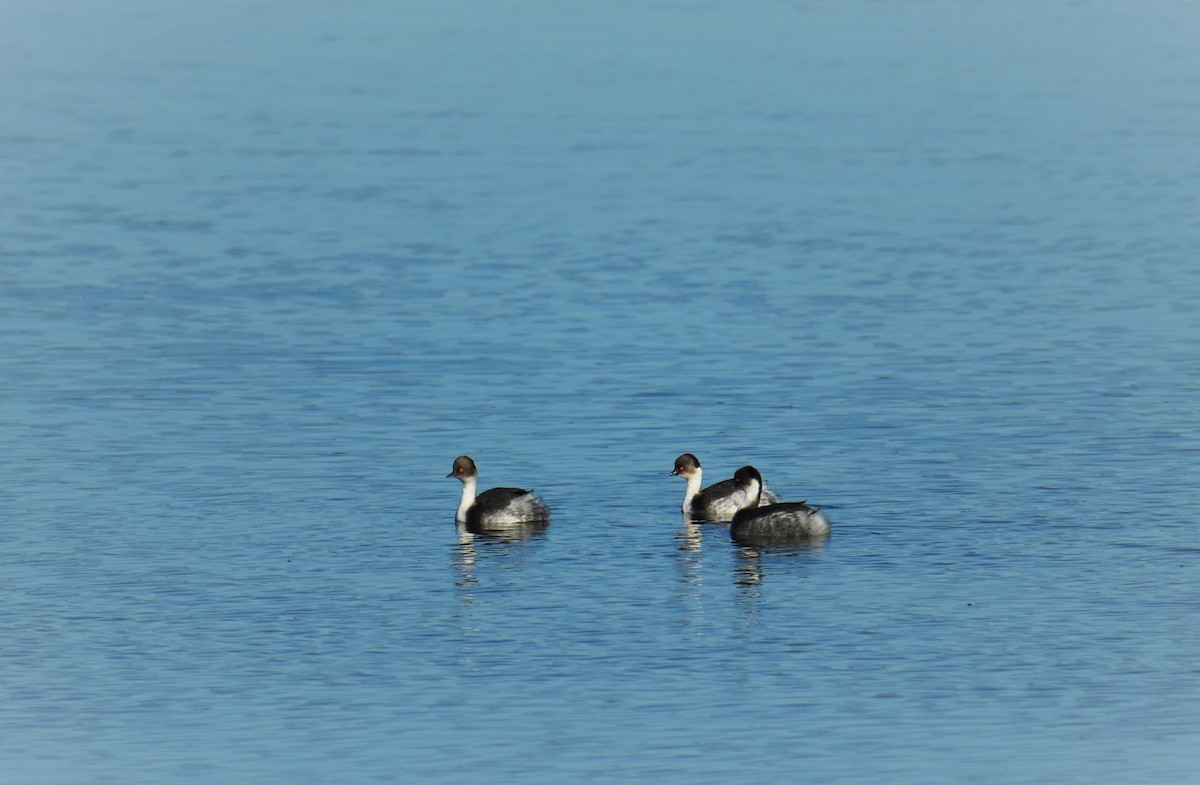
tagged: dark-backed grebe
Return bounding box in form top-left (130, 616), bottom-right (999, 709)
top-left (730, 465), bottom-right (830, 540)
top-left (669, 453), bottom-right (780, 521)
top-left (447, 455), bottom-right (550, 527)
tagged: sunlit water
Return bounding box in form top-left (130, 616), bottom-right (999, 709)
top-left (2, 1), bottom-right (1199, 783)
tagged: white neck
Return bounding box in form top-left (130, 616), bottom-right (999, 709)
top-left (741, 478), bottom-right (762, 510)
top-left (456, 476), bottom-right (478, 522)
top-left (681, 468), bottom-right (703, 512)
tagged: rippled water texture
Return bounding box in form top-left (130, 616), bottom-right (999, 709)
top-left (2, 1), bottom-right (1198, 783)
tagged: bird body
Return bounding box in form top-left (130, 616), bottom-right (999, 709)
top-left (448, 455), bottom-right (550, 528)
top-left (671, 453), bottom-right (780, 521)
top-left (729, 465), bottom-right (830, 541)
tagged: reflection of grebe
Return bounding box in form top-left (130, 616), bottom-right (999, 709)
top-left (677, 520), bottom-right (702, 554)
top-left (734, 546), bottom-right (765, 587)
top-left (670, 453), bottom-right (779, 521)
top-left (453, 524), bottom-right (478, 587)
top-left (730, 466), bottom-right (830, 540)
top-left (447, 456), bottom-right (550, 527)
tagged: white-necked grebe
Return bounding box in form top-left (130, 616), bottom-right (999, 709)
top-left (730, 465), bottom-right (829, 540)
top-left (670, 453), bottom-right (781, 521)
top-left (447, 455), bottom-right (550, 527)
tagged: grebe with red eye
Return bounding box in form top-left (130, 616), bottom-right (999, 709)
top-left (729, 465), bottom-right (829, 541)
top-left (447, 455), bottom-right (550, 527)
top-left (669, 453), bottom-right (780, 521)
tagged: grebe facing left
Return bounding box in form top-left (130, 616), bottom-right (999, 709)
top-left (730, 465), bottom-right (830, 540)
top-left (670, 453), bottom-right (780, 521)
top-left (447, 455), bottom-right (550, 528)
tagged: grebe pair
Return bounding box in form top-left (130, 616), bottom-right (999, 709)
top-left (449, 453), bottom-right (829, 539)
top-left (672, 453), bottom-right (829, 538)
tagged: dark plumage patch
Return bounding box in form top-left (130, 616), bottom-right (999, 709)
top-left (687, 477), bottom-right (739, 518)
top-left (730, 501), bottom-right (829, 543)
top-left (465, 487), bottom-right (549, 526)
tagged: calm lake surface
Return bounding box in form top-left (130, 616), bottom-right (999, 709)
top-left (2, 1), bottom-right (1199, 783)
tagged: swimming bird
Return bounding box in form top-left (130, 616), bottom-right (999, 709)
top-left (447, 455), bottom-right (550, 528)
top-left (670, 453), bottom-right (780, 521)
top-left (730, 465), bottom-right (830, 540)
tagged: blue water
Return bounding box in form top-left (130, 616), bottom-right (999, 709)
top-left (3, 1), bottom-right (1199, 783)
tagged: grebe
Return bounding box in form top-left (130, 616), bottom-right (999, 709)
top-left (447, 455), bottom-right (550, 527)
top-left (670, 453), bottom-right (780, 521)
top-left (730, 465), bottom-right (830, 540)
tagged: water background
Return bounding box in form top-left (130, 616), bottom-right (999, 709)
top-left (2, 1), bottom-right (1199, 782)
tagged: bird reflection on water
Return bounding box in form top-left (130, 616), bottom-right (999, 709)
top-left (451, 519), bottom-right (549, 588)
top-left (733, 538), bottom-right (830, 589)
top-left (674, 520), bottom-right (704, 587)
top-left (672, 514), bottom-right (831, 594)
top-left (676, 520), bottom-right (702, 553)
